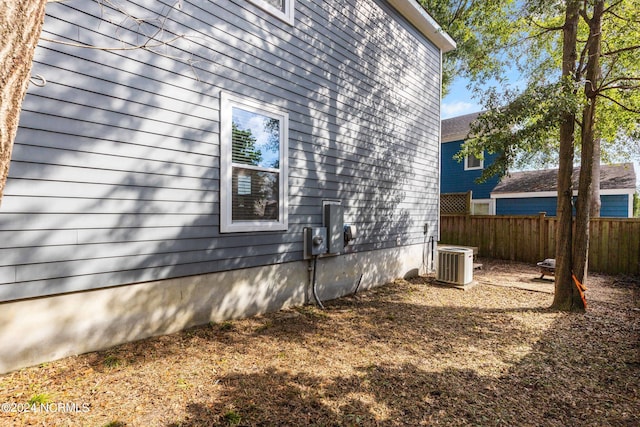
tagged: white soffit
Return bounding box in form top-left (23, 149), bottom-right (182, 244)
top-left (387, 0), bottom-right (457, 52)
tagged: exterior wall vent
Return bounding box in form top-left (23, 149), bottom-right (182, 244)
top-left (436, 246), bottom-right (473, 285)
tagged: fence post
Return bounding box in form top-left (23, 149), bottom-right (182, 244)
top-left (538, 212), bottom-right (546, 261)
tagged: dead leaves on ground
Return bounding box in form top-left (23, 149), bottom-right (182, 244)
top-left (1, 259), bottom-right (638, 426)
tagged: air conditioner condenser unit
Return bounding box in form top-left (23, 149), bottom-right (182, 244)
top-left (436, 246), bottom-right (474, 285)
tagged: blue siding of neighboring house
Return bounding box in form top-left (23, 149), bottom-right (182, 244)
top-left (496, 197), bottom-right (558, 216)
top-left (496, 194), bottom-right (630, 217)
top-left (0, 0), bottom-right (443, 301)
top-left (600, 195), bottom-right (631, 217)
top-left (440, 139), bottom-right (500, 199)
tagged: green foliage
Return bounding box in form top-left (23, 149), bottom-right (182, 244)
top-left (423, 0), bottom-right (640, 178)
top-left (218, 321), bottom-right (235, 331)
top-left (103, 354), bottom-right (123, 368)
top-left (224, 409), bottom-right (242, 426)
top-left (458, 81), bottom-right (582, 182)
top-left (27, 392), bottom-right (52, 405)
top-left (231, 122), bottom-right (262, 166)
top-left (634, 192), bottom-right (640, 217)
top-left (419, 0), bottom-right (517, 95)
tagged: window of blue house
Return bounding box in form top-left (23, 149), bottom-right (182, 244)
top-left (247, 0), bottom-right (295, 25)
top-left (220, 92), bottom-right (289, 233)
top-left (471, 199), bottom-right (495, 215)
top-left (465, 153), bottom-right (483, 170)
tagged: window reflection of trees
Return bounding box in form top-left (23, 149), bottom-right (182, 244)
top-left (231, 113), bottom-right (280, 221)
top-left (231, 122), bottom-right (262, 166)
top-left (263, 0), bottom-right (285, 13)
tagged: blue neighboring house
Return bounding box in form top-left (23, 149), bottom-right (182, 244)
top-left (441, 112), bottom-right (500, 214)
top-left (441, 113), bottom-right (637, 218)
top-left (492, 163), bottom-right (637, 218)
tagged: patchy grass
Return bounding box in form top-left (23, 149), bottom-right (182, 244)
top-left (27, 393), bottom-right (52, 406)
top-left (103, 355), bottom-right (123, 369)
top-left (0, 259), bottom-right (638, 426)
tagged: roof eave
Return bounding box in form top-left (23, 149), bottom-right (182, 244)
top-left (491, 188), bottom-right (636, 199)
top-left (441, 131), bottom-right (470, 143)
top-left (387, 0), bottom-right (456, 53)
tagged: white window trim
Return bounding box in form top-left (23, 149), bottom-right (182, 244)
top-left (471, 198), bottom-right (495, 215)
top-left (220, 92), bottom-right (289, 233)
top-left (246, 0), bottom-right (295, 25)
top-left (464, 153), bottom-right (483, 171)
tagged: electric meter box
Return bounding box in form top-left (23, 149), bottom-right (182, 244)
top-left (344, 224), bottom-right (356, 244)
top-left (324, 203), bottom-right (344, 254)
top-left (305, 227), bottom-right (327, 257)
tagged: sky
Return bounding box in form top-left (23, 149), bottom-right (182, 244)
top-left (440, 63), bottom-right (528, 118)
top-left (441, 78), bottom-right (482, 119)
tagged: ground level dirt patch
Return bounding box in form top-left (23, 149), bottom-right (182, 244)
top-left (1, 259), bottom-right (638, 426)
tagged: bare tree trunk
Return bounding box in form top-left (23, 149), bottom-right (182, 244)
top-left (552, 0), bottom-right (581, 311)
top-left (0, 0), bottom-right (47, 205)
top-left (590, 138), bottom-right (601, 217)
top-left (574, 0), bottom-right (604, 289)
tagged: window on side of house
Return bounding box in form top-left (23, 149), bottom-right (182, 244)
top-left (246, 0), bottom-right (295, 25)
top-left (464, 153), bottom-right (483, 170)
top-left (471, 199), bottom-right (495, 215)
top-left (220, 92), bottom-right (289, 233)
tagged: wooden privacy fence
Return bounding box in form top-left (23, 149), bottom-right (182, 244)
top-left (440, 213), bottom-right (640, 275)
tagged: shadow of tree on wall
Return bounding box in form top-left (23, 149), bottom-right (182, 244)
top-left (0, 0), bottom-right (442, 369)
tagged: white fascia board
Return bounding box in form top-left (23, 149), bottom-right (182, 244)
top-left (609, 188), bottom-right (637, 196)
top-left (441, 132), bottom-right (468, 144)
top-left (491, 190), bottom-right (566, 199)
top-left (491, 188), bottom-right (635, 199)
top-left (387, 0), bottom-right (456, 53)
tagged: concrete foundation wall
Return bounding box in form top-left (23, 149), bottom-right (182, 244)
top-left (0, 244), bottom-right (430, 374)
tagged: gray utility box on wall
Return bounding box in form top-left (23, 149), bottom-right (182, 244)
top-left (305, 227), bottom-right (327, 256)
top-left (324, 203), bottom-right (344, 254)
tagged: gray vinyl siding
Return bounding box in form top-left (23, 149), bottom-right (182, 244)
top-left (0, 0), bottom-right (442, 301)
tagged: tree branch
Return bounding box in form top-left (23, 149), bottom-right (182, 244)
top-left (600, 76), bottom-right (640, 90)
top-left (448, 0), bottom-right (469, 27)
top-left (597, 93), bottom-right (640, 113)
top-left (607, 9), bottom-right (640, 23)
top-left (528, 18), bottom-right (564, 32)
top-left (577, 38), bottom-right (589, 78)
top-left (599, 55), bottom-right (617, 86)
top-left (600, 83), bottom-right (640, 92)
top-left (40, 34), bottom-right (187, 51)
top-left (603, 45), bottom-right (640, 57)
top-left (602, 0), bottom-right (626, 16)
top-left (40, 0), bottom-right (205, 82)
top-left (579, 0), bottom-right (591, 24)
top-left (501, 24), bottom-right (560, 51)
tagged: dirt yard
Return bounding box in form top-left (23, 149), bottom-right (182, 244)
top-left (1, 258), bottom-right (638, 426)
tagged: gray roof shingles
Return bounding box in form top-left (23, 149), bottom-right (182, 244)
top-left (492, 163), bottom-right (637, 194)
top-left (441, 111), bottom-right (482, 143)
